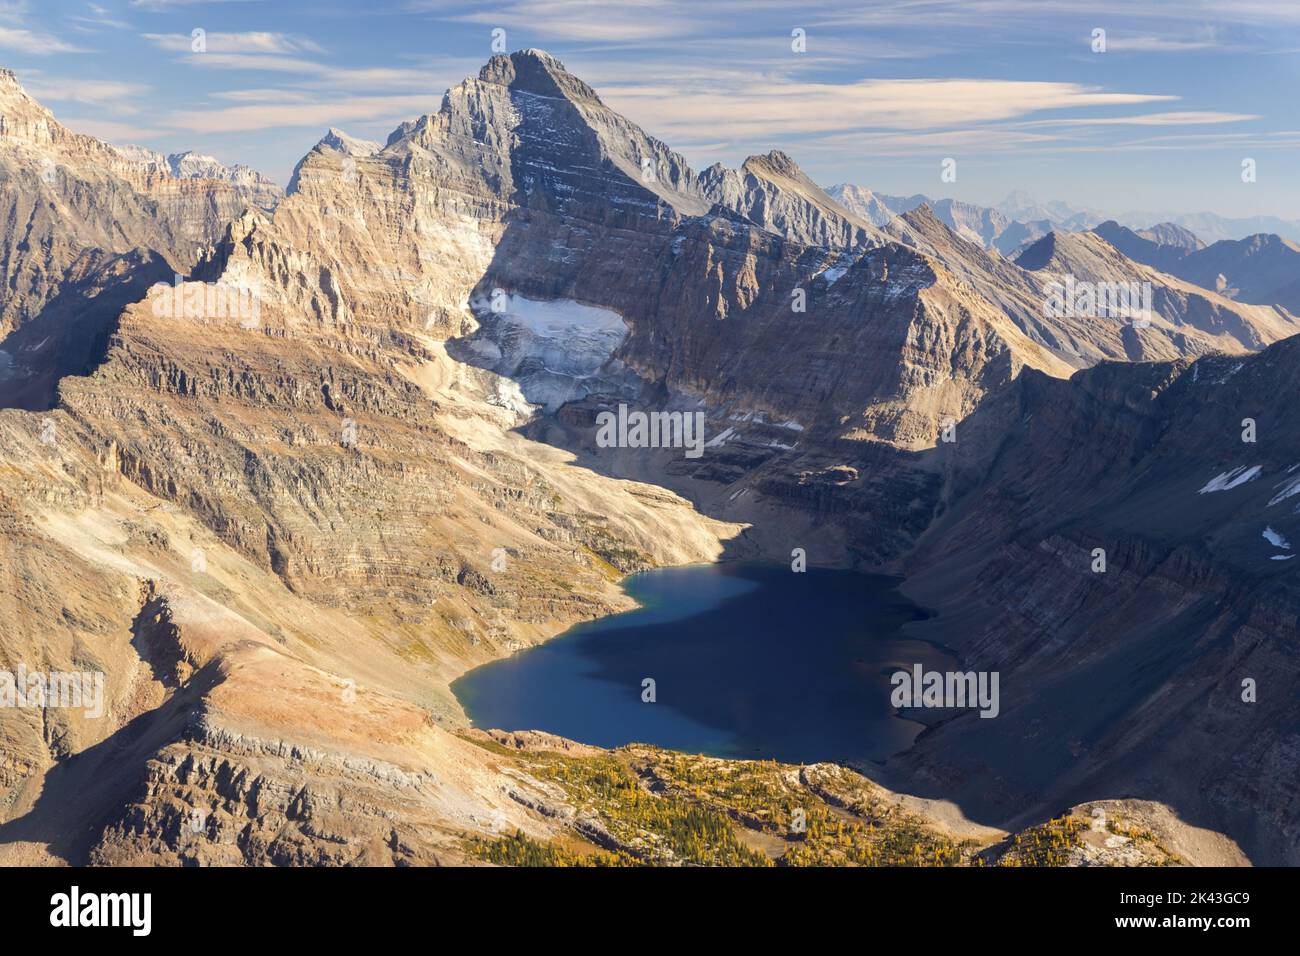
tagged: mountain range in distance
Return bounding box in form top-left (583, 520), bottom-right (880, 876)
top-left (828, 182), bottom-right (1300, 255)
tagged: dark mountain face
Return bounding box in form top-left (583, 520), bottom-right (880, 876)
top-left (1092, 219), bottom-right (1196, 273)
top-left (1094, 219), bottom-right (1300, 314)
top-left (1176, 235), bottom-right (1300, 313)
top-left (899, 337), bottom-right (1300, 862)
top-left (1136, 221), bottom-right (1204, 252)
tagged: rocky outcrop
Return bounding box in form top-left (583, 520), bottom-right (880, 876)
top-left (700, 152), bottom-right (887, 249)
top-left (112, 144), bottom-right (282, 212)
top-left (823, 182), bottom-right (897, 227)
top-left (0, 67), bottom-right (283, 407)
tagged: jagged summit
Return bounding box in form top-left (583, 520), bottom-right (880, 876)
top-left (900, 201), bottom-right (942, 227)
top-left (476, 48), bottom-right (603, 105)
top-left (696, 149), bottom-right (887, 248)
top-left (895, 202), bottom-right (960, 248)
top-left (0, 66), bottom-right (26, 92)
top-left (1136, 221), bottom-right (1203, 252)
top-left (286, 127), bottom-right (382, 194)
top-left (108, 143), bottom-right (281, 195)
top-left (824, 183), bottom-right (896, 227)
top-left (1013, 229), bottom-right (1060, 270)
top-left (701, 151), bottom-right (810, 185)
top-left (1090, 220), bottom-right (1198, 273)
top-left (0, 65), bottom-right (279, 202)
top-left (743, 149), bottom-right (802, 178)
top-left (0, 69), bottom-right (284, 405)
top-left (320, 127), bottom-right (373, 150)
top-left (0, 66), bottom-right (60, 146)
top-left (317, 127), bottom-right (382, 156)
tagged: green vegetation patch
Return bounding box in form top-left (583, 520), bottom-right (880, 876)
top-left (466, 830), bottom-right (633, 867)
top-left (996, 814), bottom-right (1087, 866)
top-left (460, 738), bottom-right (975, 867)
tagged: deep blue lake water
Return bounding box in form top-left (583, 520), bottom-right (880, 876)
top-left (451, 563), bottom-right (955, 765)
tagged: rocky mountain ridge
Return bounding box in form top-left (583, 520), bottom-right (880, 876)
top-left (1094, 219), bottom-right (1300, 314)
top-left (0, 67), bottom-right (284, 408)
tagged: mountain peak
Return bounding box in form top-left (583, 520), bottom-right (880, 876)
top-left (0, 67), bottom-right (41, 106)
top-left (476, 48), bottom-right (602, 105)
top-left (900, 202), bottom-right (944, 229)
top-left (317, 127), bottom-right (381, 157)
top-left (1093, 219), bottom-right (1139, 240)
top-left (743, 149), bottom-right (802, 178)
top-left (1136, 221), bottom-right (1203, 251)
top-left (516, 47), bottom-right (565, 67)
top-left (1013, 231), bottom-right (1060, 270)
top-left (0, 68), bottom-right (62, 147)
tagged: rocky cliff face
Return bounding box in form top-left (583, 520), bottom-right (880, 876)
top-left (898, 338), bottom-right (1300, 863)
top-left (700, 152), bottom-right (888, 249)
top-left (824, 182), bottom-right (898, 227)
top-left (0, 67), bottom-right (283, 407)
top-left (0, 54), bottom-right (748, 865)
top-left (112, 144), bottom-right (282, 212)
top-left (924, 197), bottom-right (1011, 250)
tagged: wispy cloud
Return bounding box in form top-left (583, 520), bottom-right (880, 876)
top-left (809, 0), bottom-right (1300, 29)
top-left (410, 0), bottom-right (715, 42)
top-left (1099, 27), bottom-right (1222, 53)
top-left (160, 94), bottom-right (439, 133)
top-left (55, 115), bottom-right (166, 142)
top-left (1024, 111), bottom-right (1258, 127)
top-left (129, 0), bottom-right (257, 9)
top-left (142, 31), bottom-right (326, 55)
top-left (167, 52), bottom-right (327, 73)
top-left (24, 77), bottom-right (151, 112)
top-left (0, 25), bottom-right (87, 54)
top-left (601, 77), bottom-right (1178, 142)
top-left (68, 3), bottom-right (131, 32)
top-left (209, 87), bottom-right (323, 104)
top-left (799, 126), bottom-right (1066, 157)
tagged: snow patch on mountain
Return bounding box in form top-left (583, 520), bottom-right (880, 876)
top-left (705, 427), bottom-right (736, 448)
top-left (458, 294), bottom-right (631, 412)
top-left (1263, 526), bottom-right (1292, 550)
top-left (1199, 466), bottom-right (1262, 493)
top-left (1268, 468), bottom-right (1300, 506)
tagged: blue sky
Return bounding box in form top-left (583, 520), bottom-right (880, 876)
top-left (2, 0), bottom-right (1298, 218)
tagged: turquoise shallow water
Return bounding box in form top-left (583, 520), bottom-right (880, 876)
top-left (451, 562), bottom-right (955, 765)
